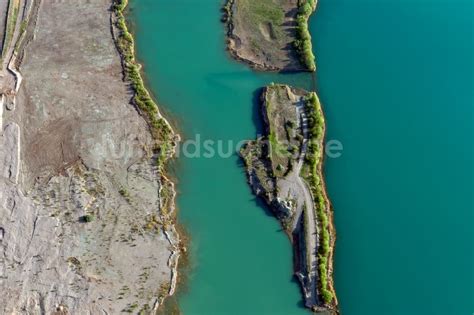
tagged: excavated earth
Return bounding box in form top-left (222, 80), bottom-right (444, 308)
top-left (0, 0), bottom-right (179, 314)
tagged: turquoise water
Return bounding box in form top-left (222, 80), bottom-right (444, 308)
top-left (312, 0), bottom-right (473, 314)
top-left (129, 2), bottom-right (312, 314)
top-left (130, 0), bottom-right (473, 314)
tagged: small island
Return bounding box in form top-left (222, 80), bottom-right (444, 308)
top-left (224, 0), bottom-right (317, 71)
top-left (240, 85), bottom-right (338, 313)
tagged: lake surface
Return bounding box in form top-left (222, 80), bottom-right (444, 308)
top-left (130, 0), bottom-right (473, 314)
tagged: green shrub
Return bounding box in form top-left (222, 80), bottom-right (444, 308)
top-left (82, 215), bottom-right (95, 223)
top-left (294, 0), bottom-right (317, 71)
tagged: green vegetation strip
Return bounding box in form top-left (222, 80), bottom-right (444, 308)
top-left (304, 92), bottom-right (333, 303)
top-left (113, 0), bottom-right (174, 166)
top-left (2, 0), bottom-right (20, 61)
top-left (294, 0), bottom-right (316, 71)
top-left (13, 19), bottom-right (28, 53)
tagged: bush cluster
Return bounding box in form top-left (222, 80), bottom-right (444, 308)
top-left (82, 214), bottom-right (95, 223)
top-left (294, 0), bottom-right (316, 71)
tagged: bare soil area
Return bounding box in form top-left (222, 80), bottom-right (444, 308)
top-left (0, 0), bottom-right (180, 313)
top-left (226, 0), bottom-right (305, 71)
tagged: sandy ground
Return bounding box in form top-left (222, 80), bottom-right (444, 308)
top-left (0, 0), bottom-right (179, 313)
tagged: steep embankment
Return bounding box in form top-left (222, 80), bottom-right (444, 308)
top-left (241, 85), bottom-right (338, 313)
top-left (223, 0), bottom-right (317, 71)
top-left (0, 0), bottom-right (180, 313)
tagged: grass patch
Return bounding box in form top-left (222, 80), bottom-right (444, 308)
top-left (302, 92), bottom-right (333, 304)
top-left (239, 0), bottom-right (284, 28)
top-left (113, 0), bottom-right (174, 167)
top-left (233, 0), bottom-right (286, 41)
top-left (294, 0), bottom-right (316, 71)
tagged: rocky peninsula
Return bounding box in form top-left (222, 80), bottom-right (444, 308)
top-left (0, 0), bottom-right (180, 313)
top-left (240, 85), bottom-right (337, 313)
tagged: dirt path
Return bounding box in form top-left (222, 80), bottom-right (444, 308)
top-left (277, 96), bottom-right (320, 308)
top-left (295, 98), bottom-right (320, 308)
